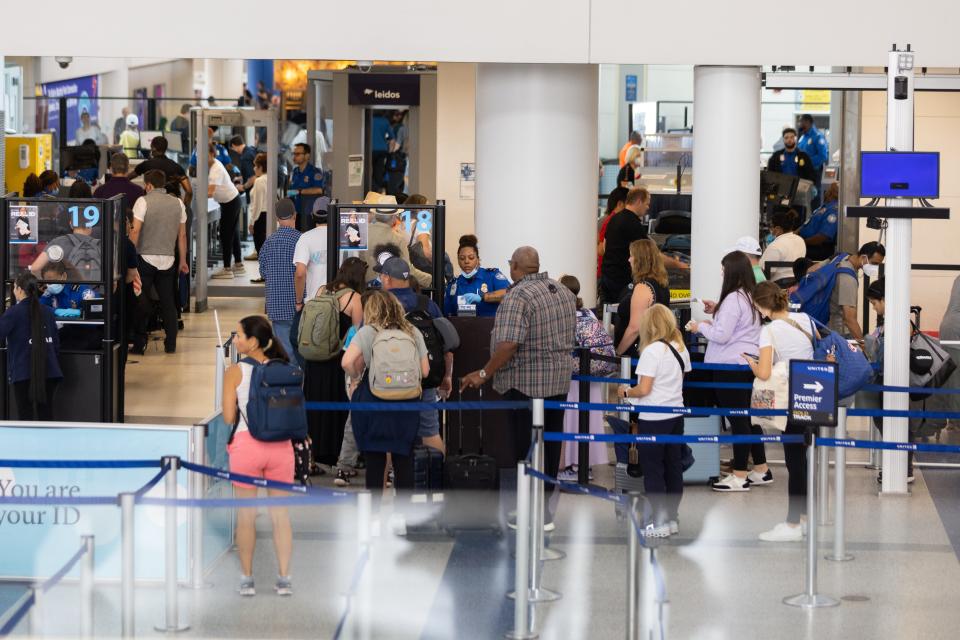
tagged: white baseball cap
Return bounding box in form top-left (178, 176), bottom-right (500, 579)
top-left (730, 236), bottom-right (762, 256)
top-left (126, 113), bottom-right (139, 127)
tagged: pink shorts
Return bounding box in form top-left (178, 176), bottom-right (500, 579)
top-left (226, 430), bottom-right (295, 489)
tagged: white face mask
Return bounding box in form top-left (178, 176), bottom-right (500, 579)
top-left (463, 268), bottom-right (479, 279)
top-left (862, 263), bottom-right (880, 279)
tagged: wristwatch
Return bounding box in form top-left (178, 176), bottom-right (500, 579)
top-left (478, 369), bottom-right (487, 380)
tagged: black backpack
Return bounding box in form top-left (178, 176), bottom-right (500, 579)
top-left (406, 295), bottom-right (445, 389)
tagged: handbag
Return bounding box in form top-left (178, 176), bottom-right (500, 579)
top-left (750, 322), bottom-right (791, 432)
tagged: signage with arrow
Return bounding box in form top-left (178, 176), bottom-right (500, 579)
top-left (788, 360), bottom-right (839, 427)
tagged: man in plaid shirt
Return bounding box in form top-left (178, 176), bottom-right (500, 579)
top-left (462, 246), bottom-right (576, 527)
top-left (258, 199), bottom-right (301, 359)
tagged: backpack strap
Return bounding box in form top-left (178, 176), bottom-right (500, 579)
top-left (659, 339), bottom-right (686, 375)
top-left (782, 318), bottom-right (814, 345)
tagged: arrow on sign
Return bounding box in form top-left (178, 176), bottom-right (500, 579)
top-left (803, 381), bottom-right (824, 393)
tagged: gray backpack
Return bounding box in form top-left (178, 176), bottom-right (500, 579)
top-left (297, 288), bottom-right (353, 361)
top-left (369, 329), bottom-right (422, 400)
top-left (65, 234), bottom-right (101, 281)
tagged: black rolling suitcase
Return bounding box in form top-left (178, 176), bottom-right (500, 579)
top-left (439, 385), bottom-right (501, 534)
top-left (413, 444), bottom-right (444, 490)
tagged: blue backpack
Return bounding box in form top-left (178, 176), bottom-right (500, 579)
top-left (805, 318), bottom-right (874, 399)
top-left (237, 358), bottom-right (308, 442)
top-left (789, 253), bottom-right (857, 325)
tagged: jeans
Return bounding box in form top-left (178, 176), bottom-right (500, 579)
top-left (636, 417), bottom-right (685, 525)
top-left (271, 319), bottom-right (295, 362)
top-left (135, 257), bottom-right (179, 352)
top-left (288, 309), bottom-right (304, 369)
top-left (712, 370), bottom-right (766, 471)
top-left (783, 423), bottom-right (808, 524)
top-left (219, 195), bottom-right (243, 268)
top-left (419, 388), bottom-right (440, 438)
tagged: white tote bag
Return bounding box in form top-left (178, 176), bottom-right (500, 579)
top-left (750, 328), bottom-right (789, 432)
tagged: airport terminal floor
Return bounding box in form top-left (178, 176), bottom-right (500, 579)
top-left (3, 290), bottom-right (960, 639)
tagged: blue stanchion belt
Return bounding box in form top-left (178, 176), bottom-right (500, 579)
top-left (0, 459), bottom-right (161, 469)
top-left (133, 464), bottom-right (170, 500)
top-left (331, 547), bottom-right (371, 640)
top-left (542, 432), bottom-right (803, 445)
top-left (180, 460), bottom-right (348, 497)
top-left (0, 541), bottom-right (90, 635)
top-left (40, 542), bottom-right (88, 594)
top-left (0, 496), bottom-right (118, 506)
top-left (0, 590), bottom-right (35, 636)
top-left (543, 399), bottom-right (788, 418)
top-left (817, 437), bottom-right (960, 454)
top-left (137, 494), bottom-right (352, 508)
top-left (862, 383), bottom-right (960, 395)
top-left (848, 407), bottom-right (960, 420)
top-left (305, 400), bottom-right (529, 412)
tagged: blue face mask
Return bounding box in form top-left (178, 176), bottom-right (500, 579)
top-left (463, 268), bottom-right (479, 279)
top-left (765, 233), bottom-right (776, 245)
top-left (46, 283), bottom-right (64, 295)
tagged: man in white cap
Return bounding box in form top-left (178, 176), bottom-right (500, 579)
top-left (731, 236), bottom-right (766, 284)
top-left (120, 113), bottom-right (140, 159)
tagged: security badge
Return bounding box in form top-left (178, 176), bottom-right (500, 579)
top-left (480, 283), bottom-right (488, 294)
top-left (82, 288), bottom-right (96, 300)
top-left (450, 282), bottom-right (457, 295)
top-left (827, 214), bottom-right (837, 223)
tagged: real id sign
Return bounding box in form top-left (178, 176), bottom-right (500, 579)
top-left (788, 360), bottom-right (839, 427)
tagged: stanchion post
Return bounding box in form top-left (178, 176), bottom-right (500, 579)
top-left (577, 349), bottom-right (591, 486)
top-left (214, 344), bottom-right (225, 412)
top-left (867, 418), bottom-right (882, 470)
top-left (80, 534), bottom-right (95, 639)
top-left (28, 586), bottom-right (41, 637)
top-left (120, 492), bottom-right (135, 639)
top-left (188, 426), bottom-right (211, 589)
top-left (784, 429), bottom-right (839, 608)
top-left (528, 399), bottom-right (563, 596)
top-left (619, 357), bottom-right (632, 422)
top-left (505, 463), bottom-right (537, 640)
top-left (626, 495), bottom-right (640, 640)
top-left (354, 491), bottom-right (372, 640)
top-left (818, 426), bottom-right (832, 525)
top-left (156, 456), bottom-right (189, 633)
top-left (826, 407), bottom-right (854, 562)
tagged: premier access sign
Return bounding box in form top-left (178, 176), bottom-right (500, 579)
top-left (348, 73), bottom-right (421, 106)
top-left (788, 360), bottom-right (839, 427)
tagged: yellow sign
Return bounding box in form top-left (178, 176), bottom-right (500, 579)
top-left (800, 90), bottom-right (831, 112)
top-left (670, 289), bottom-right (691, 301)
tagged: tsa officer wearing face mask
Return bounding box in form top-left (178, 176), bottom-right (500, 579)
top-left (38, 262), bottom-right (96, 318)
top-left (443, 235), bottom-right (510, 317)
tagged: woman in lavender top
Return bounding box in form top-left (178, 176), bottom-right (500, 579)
top-left (689, 251), bottom-right (767, 492)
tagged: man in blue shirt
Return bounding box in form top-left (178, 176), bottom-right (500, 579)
top-left (798, 114), bottom-right (829, 208)
top-left (370, 113), bottom-right (394, 193)
top-left (797, 181), bottom-right (840, 261)
top-left (258, 199), bottom-right (301, 359)
top-left (767, 127), bottom-right (817, 183)
top-left (189, 127), bottom-right (233, 169)
top-left (39, 262), bottom-right (96, 317)
top-left (378, 254), bottom-right (456, 455)
top-left (289, 143), bottom-right (325, 231)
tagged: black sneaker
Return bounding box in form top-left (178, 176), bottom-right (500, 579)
top-left (333, 469), bottom-right (351, 487)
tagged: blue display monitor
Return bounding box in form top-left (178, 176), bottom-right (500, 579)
top-left (860, 151), bottom-right (940, 199)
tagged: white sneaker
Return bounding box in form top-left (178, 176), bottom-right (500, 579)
top-left (243, 251), bottom-right (258, 261)
top-left (747, 469), bottom-right (774, 486)
top-left (712, 474), bottom-right (750, 492)
top-left (231, 263), bottom-right (246, 274)
top-left (668, 520), bottom-right (679, 535)
top-left (211, 267), bottom-right (235, 279)
top-left (759, 522), bottom-right (804, 542)
top-left (641, 523), bottom-right (671, 538)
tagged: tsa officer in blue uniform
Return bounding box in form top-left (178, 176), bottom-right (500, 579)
top-left (767, 128), bottom-right (817, 184)
top-left (797, 114), bottom-right (829, 207)
top-left (797, 182), bottom-right (840, 261)
top-left (289, 143), bottom-right (325, 231)
top-left (38, 262), bottom-right (96, 318)
top-left (443, 234), bottom-right (510, 317)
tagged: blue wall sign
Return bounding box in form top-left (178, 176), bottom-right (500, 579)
top-left (788, 360), bottom-right (839, 427)
top-left (625, 75), bottom-right (638, 103)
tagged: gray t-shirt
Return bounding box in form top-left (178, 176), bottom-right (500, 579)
top-left (828, 258), bottom-right (859, 335)
top-left (353, 325), bottom-right (428, 370)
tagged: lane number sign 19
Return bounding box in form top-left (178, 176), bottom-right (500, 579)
top-left (68, 205), bottom-right (100, 229)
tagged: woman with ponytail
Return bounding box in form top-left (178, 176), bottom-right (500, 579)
top-left (222, 315), bottom-right (294, 598)
top-left (0, 273), bottom-right (62, 419)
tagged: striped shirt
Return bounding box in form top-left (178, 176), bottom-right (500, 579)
top-left (492, 272), bottom-right (577, 398)
top-left (259, 227), bottom-right (301, 321)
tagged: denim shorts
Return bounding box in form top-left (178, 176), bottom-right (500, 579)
top-left (418, 388), bottom-right (440, 438)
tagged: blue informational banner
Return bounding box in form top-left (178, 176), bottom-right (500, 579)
top-left (40, 75), bottom-right (100, 141)
top-left (625, 74), bottom-right (638, 103)
top-left (788, 360), bottom-right (839, 427)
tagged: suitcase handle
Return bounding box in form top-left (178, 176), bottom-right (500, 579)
top-left (456, 379), bottom-right (484, 457)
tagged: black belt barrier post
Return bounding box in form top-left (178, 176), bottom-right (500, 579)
top-left (578, 349), bottom-right (591, 485)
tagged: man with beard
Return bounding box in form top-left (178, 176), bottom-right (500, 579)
top-left (766, 127), bottom-right (816, 185)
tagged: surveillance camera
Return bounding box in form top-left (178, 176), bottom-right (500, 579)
top-left (356, 60), bottom-right (373, 73)
top-left (55, 56), bottom-right (73, 69)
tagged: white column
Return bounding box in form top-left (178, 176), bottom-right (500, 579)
top-left (881, 49), bottom-right (914, 495)
top-left (475, 63), bottom-right (599, 305)
top-left (690, 66), bottom-right (762, 309)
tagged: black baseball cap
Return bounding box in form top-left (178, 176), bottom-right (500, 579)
top-left (276, 198), bottom-right (296, 220)
top-left (373, 253), bottom-right (410, 280)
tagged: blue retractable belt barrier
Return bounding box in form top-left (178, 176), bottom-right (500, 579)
top-left (0, 590), bottom-right (35, 636)
top-left (180, 460), bottom-right (346, 496)
top-left (817, 437), bottom-right (960, 454)
top-left (305, 401), bottom-right (529, 412)
top-left (525, 466), bottom-right (625, 505)
top-left (133, 464), bottom-right (170, 500)
top-left (40, 543), bottom-right (88, 594)
top-left (137, 494), bottom-right (351, 508)
top-left (542, 432), bottom-right (803, 445)
top-left (0, 496), bottom-right (118, 506)
top-left (543, 399), bottom-right (788, 418)
top-left (332, 547), bottom-right (371, 640)
top-left (0, 459), bottom-right (160, 469)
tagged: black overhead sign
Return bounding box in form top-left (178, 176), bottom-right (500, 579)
top-left (348, 74), bottom-right (421, 106)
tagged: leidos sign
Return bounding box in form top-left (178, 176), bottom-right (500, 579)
top-left (349, 74), bottom-right (421, 106)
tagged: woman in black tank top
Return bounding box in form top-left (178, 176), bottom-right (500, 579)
top-left (614, 240), bottom-right (671, 357)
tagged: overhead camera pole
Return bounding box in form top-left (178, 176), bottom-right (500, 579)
top-left (881, 45), bottom-right (915, 495)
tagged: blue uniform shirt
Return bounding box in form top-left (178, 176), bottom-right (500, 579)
top-left (189, 144), bottom-right (232, 168)
top-left (40, 285), bottom-right (97, 312)
top-left (443, 268), bottom-right (510, 317)
top-left (798, 200), bottom-right (839, 241)
top-left (290, 163), bottom-right (325, 215)
top-left (370, 116), bottom-right (394, 153)
top-left (778, 150), bottom-right (800, 176)
top-left (0, 299), bottom-right (62, 383)
top-left (798, 125), bottom-right (829, 170)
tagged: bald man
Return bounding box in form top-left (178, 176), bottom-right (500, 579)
top-left (463, 245), bottom-right (576, 528)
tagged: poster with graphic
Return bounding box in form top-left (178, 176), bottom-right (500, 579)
top-left (340, 211), bottom-right (368, 251)
top-left (459, 162), bottom-right (475, 199)
top-left (9, 205), bottom-right (38, 245)
top-left (40, 75), bottom-right (100, 143)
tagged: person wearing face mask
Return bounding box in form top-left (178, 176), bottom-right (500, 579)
top-left (38, 262), bottom-right (96, 317)
top-left (806, 241), bottom-right (885, 342)
top-left (443, 234), bottom-right (509, 317)
top-left (616, 146), bottom-right (643, 188)
top-left (766, 127), bottom-right (817, 186)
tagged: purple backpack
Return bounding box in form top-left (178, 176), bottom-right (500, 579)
top-left (574, 309), bottom-right (617, 377)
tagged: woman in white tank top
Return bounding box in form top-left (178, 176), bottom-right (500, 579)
top-left (222, 316), bottom-right (295, 597)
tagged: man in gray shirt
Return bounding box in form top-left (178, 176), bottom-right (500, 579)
top-left (827, 241), bottom-right (886, 341)
top-left (129, 169), bottom-right (189, 354)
